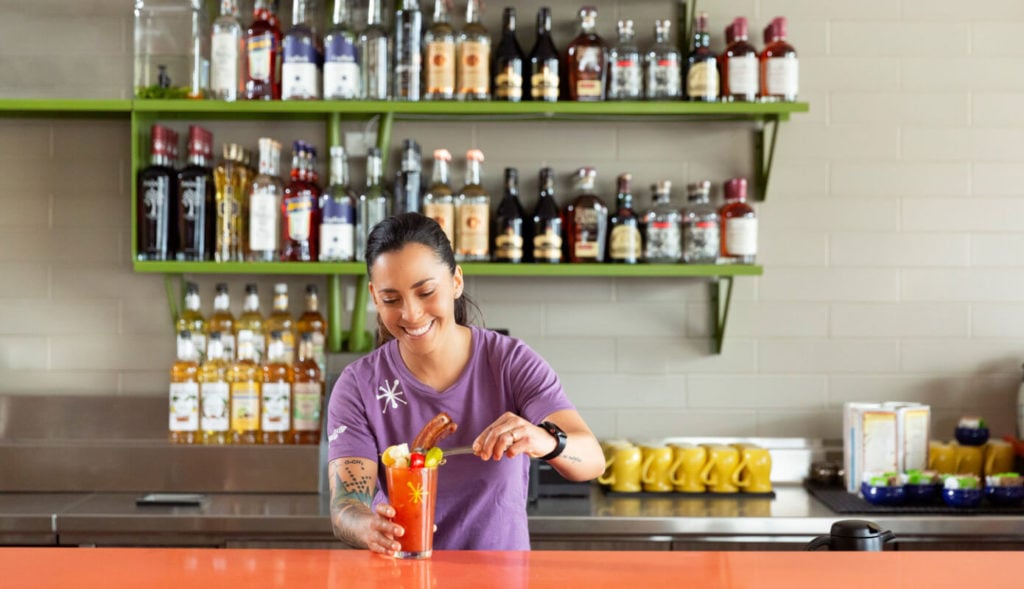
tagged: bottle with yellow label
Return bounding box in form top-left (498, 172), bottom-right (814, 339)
top-left (291, 332), bottom-right (324, 444)
top-left (261, 330), bottom-right (293, 444)
top-left (228, 338), bottom-right (261, 444)
top-left (169, 330), bottom-right (200, 444)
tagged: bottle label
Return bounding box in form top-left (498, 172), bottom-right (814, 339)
top-left (574, 47), bottom-right (604, 97)
top-left (249, 188), bottom-right (278, 252)
top-left (230, 382), bottom-right (260, 431)
top-left (142, 178), bottom-right (169, 221)
top-left (211, 330), bottom-right (236, 361)
top-left (292, 382), bottom-right (323, 431)
top-left (180, 179), bottom-right (203, 221)
top-left (610, 59), bottom-right (641, 98)
top-left (686, 60), bottom-right (718, 99)
top-left (649, 58), bottom-right (681, 97)
top-left (280, 332), bottom-right (296, 365)
top-left (320, 222), bottom-right (354, 261)
top-left (725, 217), bottom-right (758, 256)
top-left (169, 382), bottom-right (199, 432)
top-left (324, 34), bottom-right (360, 99)
top-left (494, 229), bottom-right (524, 260)
top-left (645, 223), bottom-right (682, 261)
top-left (285, 195), bottom-right (313, 241)
top-left (766, 57), bottom-right (799, 97)
top-left (494, 64), bottom-right (523, 100)
top-left (236, 329), bottom-right (265, 364)
top-left (200, 381), bottom-right (230, 432)
top-left (211, 31), bottom-right (239, 97)
top-left (456, 202), bottom-right (489, 257)
top-left (310, 331), bottom-right (326, 379)
top-left (247, 33), bottom-right (275, 82)
top-left (574, 241), bottom-right (599, 259)
top-left (177, 331), bottom-right (206, 360)
top-left (457, 40), bottom-right (490, 95)
top-left (261, 381), bottom-right (291, 432)
top-left (609, 224), bottom-right (642, 260)
top-left (727, 54), bottom-right (758, 96)
top-left (533, 224), bottom-right (563, 261)
top-left (425, 41), bottom-right (456, 95)
top-left (217, 196), bottom-right (241, 254)
top-left (423, 201), bottom-right (455, 246)
top-left (683, 220), bottom-right (720, 263)
top-left (530, 62), bottom-right (560, 100)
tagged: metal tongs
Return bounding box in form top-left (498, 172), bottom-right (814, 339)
top-left (441, 445), bottom-right (476, 457)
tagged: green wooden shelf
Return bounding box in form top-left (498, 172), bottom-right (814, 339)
top-left (0, 98), bottom-right (132, 117)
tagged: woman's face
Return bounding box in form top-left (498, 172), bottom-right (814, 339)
top-left (369, 243), bottom-right (464, 353)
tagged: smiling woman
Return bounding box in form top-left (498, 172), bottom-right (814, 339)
top-left (325, 213), bottom-right (604, 555)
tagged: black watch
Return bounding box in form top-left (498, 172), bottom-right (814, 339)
top-left (537, 421), bottom-right (567, 461)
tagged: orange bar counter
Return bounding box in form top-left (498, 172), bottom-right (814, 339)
top-left (2, 547), bottom-right (1017, 589)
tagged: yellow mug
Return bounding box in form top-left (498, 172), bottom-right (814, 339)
top-left (954, 443), bottom-right (984, 477)
top-left (600, 439), bottom-right (633, 482)
top-left (984, 440), bottom-right (1015, 476)
top-left (700, 444), bottom-right (741, 493)
top-left (669, 443), bottom-right (707, 493)
top-left (732, 444), bottom-right (773, 493)
top-left (640, 444), bottom-right (674, 493)
top-left (928, 440), bottom-right (957, 473)
top-left (597, 444), bottom-right (642, 492)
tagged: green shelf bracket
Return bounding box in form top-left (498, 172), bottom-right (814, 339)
top-left (753, 117), bottom-right (781, 202)
top-left (348, 274), bottom-right (373, 353)
top-left (710, 276), bottom-right (735, 355)
top-left (163, 274), bottom-right (185, 328)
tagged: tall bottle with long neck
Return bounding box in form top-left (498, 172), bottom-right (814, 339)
top-left (228, 338), bottom-right (261, 445)
top-left (243, 0), bottom-right (283, 100)
top-left (356, 148), bottom-right (391, 261)
top-left (607, 173), bottom-right (641, 264)
top-left (359, 0), bottom-right (389, 100)
top-left (493, 7), bottom-right (525, 102)
top-left (199, 332), bottom-right (230, 445)
top-left (323, 0), bottom-right (360, 99)
top-left (424, 0), bottom-right (456, 100)
top-left (422, 149), bottom-right (455, 248)
top-left (208, 283), bottom-right (236, 361)
top-left (177, 125), bottom-right (215, 261)
top-left (137, 125), bottom-right (178, 261)
top-left (265, 282), bottom-right (296, 365)
top-left (527, 7), bottom-right (560, 102)
top-left (260, 330), bottom-right (293, 444)
top-left (319, 146), bottom-right (356, 261)
top-left (176, 281), bottom-right (207, 360)
top-left (531, 166), bottom-right (563, 263)
top-left (281, 141), bottom-right (321, 261)
top-left (685, 11), bottom-right (718, 102)
top-left (210, 0), bottom-right (243, 101)
top-left (393, 0), bottom-right (423, 101)
top-left (455, 149), bottom-right (490, 261)
top-left (291, 331), bottom-right (324, 444)
top-left (297, 284), bottom-right (327, 381)
top-left (282, 0), bottom-right (321, 100)
top-left (493, 167), bottom-right (526, 263)
top-left (247, 138), bottom-right (283, 262)
top-left (214, 143), bottom-right (252, 262)
top-left (169, 330), bottom-right (200, 445)
top-left (457, 0), bottom-right (490, 100)
top-left (235, 283), bottom-right (266, 364)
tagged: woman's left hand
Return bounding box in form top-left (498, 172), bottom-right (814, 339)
top-left (472, 411), bottom-right (557, 461)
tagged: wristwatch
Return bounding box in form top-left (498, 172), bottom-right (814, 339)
top-left (538, 421), bottom-right (567, 461)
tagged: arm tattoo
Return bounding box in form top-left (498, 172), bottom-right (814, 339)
top-left (329, 459), bottom-right (377, 548)
top-left (560, 454), bottom-right (583, 464)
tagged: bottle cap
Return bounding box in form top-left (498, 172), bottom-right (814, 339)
top-left (686, 180), bottom-right (711, 201)
top-left (724, 22), bottom-right (736, 45)
top-left (732, 16), bottom-right (748, 39)
top-left (223, 142), bottom-right (245, 163)
top-left (185, 282), bottom-right (199, 295)
top-left (329, 145), bottom-right (346, 158)
top-left (466, 149), bottom-right (484, 162)
top-left (301, 331), bottom-right (314, 343)
top-left (257, 137), bottom-right (282, 168)
top-left (723, 177), bottom-right (748, 201)
top-left (150, 125), bottom-right (178, 159)
top-left (617, 19), bottom-right (634, 36)
top-left (187, 125), bottom-right (213, 159)
top-left (579, 6), bottom-right (597, 18)
top-left (245, 283), bottom-right (258, 294)
top-left (695, 11), bottom-right (709, 32)
top-left (274, 283), bottom-right (287, 295)
top-left (616, 173), bottom-right (632, 191)
top-left (505, 167), bottom-right (518, 182)
top-left (655, 179), bottom-right (672, 194)
top-left (433, 148), bottom-right (452, 161)
top-left (367, 147), bottom-right (382, 159)
top-left (306, 284), bottom-right (318, 295)
top-left (216, 282), bottom-right (228, 294)
top-left (771, 16), bottom-right (787, 39)
top-left (655, 19), bottom-right (671, 34)
top-left (576, 166), bottom-right (597, 179)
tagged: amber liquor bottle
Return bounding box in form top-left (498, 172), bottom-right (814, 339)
top-left (169, 330), bottom-right (200, 445)
top-left (266, 282), bottom-right (296, 365)
top-left (199, 332), bottom-right (230, 445)
top-left (719, 17), bottom-right (758, 102)
top-left (759, 17), bottom-right (798, 102)
top-left (493, 7), bottom-right (525, 102)
top-left (214, 143), bottom-right (252, 262)
top-left (423, 0), bottom-right (456, 101)
top-left (281, 141), bottom-right (321, 261)
top-left (137, 124), bottom-right (179, 261)
top-left (607, 173), bottom-right (642, 264)
top-left (422, 149), bottom-right (456, 248)
top-left (297, 284), bottom-right (327, 380)
top-left (564, 167), bottom-right (608, 263)
top-left (176, 125), bottom-right (215, 261)
top-left (493, 167), bottom-right (527, 263)
top-left (526, 7), bottom-right (560, 102)
top-left (175, 281), bottom-right (207, 360)
top-left (291, 331), bottom-right (324, 444)
top-left (228, 338), bottom-right (261, 444)
top-left (260, 330), bottom-right (293, 444)
top-left (685, 11), bottom-right (718, 102)
top-left (235, 283), bottom-right (266, 364)
top-left (719, 177), bottom-right (757, 264)
top-left (531, 166), bottom-right (563, 263)
top-left (457, 0), bottom-right (491, 100)
top-left (565, 6), bottom-right (607, 101)
top-left (244, 0), bottom-right (283, 100)
top-left (454, 149), bottom-right (490, 261)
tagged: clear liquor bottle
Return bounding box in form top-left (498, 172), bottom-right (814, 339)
top-left (759, 17), bottom-right (798, 102)
top-left (282, 0), bottom-right (322, 100)
top-left (210, 0), bottom-right (243, 101)
top-left (422, 148), bottom-right (455, 249)
top-left (260, 330), bottom-right (293, 444)
top-left (493, 7), bottom-right (525, 102)
top-left (265, 282), bottom-right (296, 365)
top-left (356, 147), bottom-right (391, 261)
top-left (235, 283), bottom-right (266, 364)
top-left (176, 281), bottom-right (207, 360)
top-left (643, 180), bottom-right (683, 263)
top-left (319, 146), bottom-right (356, 261)
top-left (137, 125), bottom-right (178, 261)
top-left (214, 143), bottom-right (252, 262)
top-left (645, 20), bottom-right (682, 100)
top-left (719, 16), bottom-right (758, 102)
top-left (323, 0), bottom-right (360, 99)
top-left (208, 282), bottom-right (236, 361)
top-left (176, 125), bottom-right (215, 262)
top-left (527, 7), bottom-right (560, 102)
top-left (393, 0), bottom-right (423, 101)
top-left (199, 331), bottom-right (230, 445)
top-left (359, 0), bottom-right (389, 100)
top-left (681, 180), bottom-right (720, 264)
top-left (281, 141), bottom-right (322, 261)
top-left (228, 338), bottom-right (261, 444)
top-left (493, 167), bottom-right (526, 263)
top-left (243, 0), bottom-right (283, 100)
top-left (607, 173), bottom-right (642, 264)
top-left (423, 0), bottom-right (456, 101)
top-left (455, 149), bottom-right (490, 261)
top-left (566, 6), bottom-right (607, 102)
top-left (607, 19), bottom-right (642, 101)
top-left (169, 330), bottom-right (200, 445)
top-left (291, 331), bottom-right (324, 444)
top-left (685, 11), bottom-right (718, 102)
top-left (719, 177), bottom-right (757, 264)
top-left (457, 0), bottom-right (491, 100)
top-left (247, 137), bottom-right (284, 262)
top-left (531, 166), bottom-right (563, 263)
top-left (297, 284), bottom-right (327, 380)
top-left (394, 139), bottom-right (422, 215)
top-left (564, 167), bottom-right (608, 263)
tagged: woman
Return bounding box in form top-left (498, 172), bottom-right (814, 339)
top-left (327, 213), bottom-right (604, 554)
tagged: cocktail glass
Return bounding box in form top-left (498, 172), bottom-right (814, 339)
top-left (385, 465), bottom-right (438, 559)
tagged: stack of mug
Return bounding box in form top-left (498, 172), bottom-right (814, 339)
top-left (928, 439), bottom-right (1015, 478)
top-left (598, 440), bottom-right (773, 494)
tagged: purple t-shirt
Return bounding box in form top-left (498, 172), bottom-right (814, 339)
top-left (327, 325), bottom-right (574, 550)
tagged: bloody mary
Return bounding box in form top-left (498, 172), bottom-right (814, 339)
top-left (385, 464), bottom-right (438, 559)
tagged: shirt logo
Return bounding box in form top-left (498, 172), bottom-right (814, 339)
top-left (327, 424), bottom-right (347, 443)
top-left (376, 379), bottom-right (407, 414)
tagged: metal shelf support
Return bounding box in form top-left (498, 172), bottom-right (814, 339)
top-left (753, 117), bottom-right (782, 201)
top-left (710, 276), bottom-right (735, 355)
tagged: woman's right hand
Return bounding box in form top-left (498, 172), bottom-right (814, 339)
top-left (364, 503), bottom-right (405, 556)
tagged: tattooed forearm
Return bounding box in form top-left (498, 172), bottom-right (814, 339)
top-left (559, 454), bottom-right (583, 464)
top-left (329, 458), bottom-right (377, 548)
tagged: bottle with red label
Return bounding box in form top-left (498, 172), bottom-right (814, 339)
top-left (719, 177), bottom-right (757, 264)
top-left (719, 17), bottom-right (758, 102)
top-left (243, 0), bottom-right (283, 100)
top-left (176, 125), bottom-right (215, 261)
top-left (607, 19), bottom-right (641, 100)
top-left (645, 19), bottom-right (681, 100)
top-left (681, 180), bottom-right (719, 264)
top-left (281, 141), bottom-right (321, 261)
top-left (759, 17), bottom-right (798, 102)
top-left (642, 180), bottom-right (682, 263)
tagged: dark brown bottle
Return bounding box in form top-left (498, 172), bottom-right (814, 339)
top-left (492, 167), bottom-right (527, 263)
top-left (527, 7), bottom-right (560, 102)
top-left (564, 167), bottom-right (608, 263)
top-left (532, 167), bottom-right (563, 263)
top-left (176, 125), bottom-right (215, 261)
top-left (607, 173), bottom-right (641, 264)
top-left (493, 7), bottom-right (525, 102)
top-left (137, 124), bottom-right (179, 261)
top-left (685, 11), bottom-right (719, 102)
top-left (565, 6), bottom-right (606, 101)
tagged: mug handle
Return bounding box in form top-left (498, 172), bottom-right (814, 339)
top-left (597, 455), bottom-right (616, 486)
top-left (641, 453), bottom-right (656, 484)
top-left (668, 455), bottom-right (685, 486)
top-left (700, 452), bottom-right (717, 485)
top-left (984, 444), bottom-right (996, 476)
top-left (731, 454), bottom-right (750, 487)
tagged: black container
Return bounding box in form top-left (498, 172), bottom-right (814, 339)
top-left (806, 519), bottom-right (895, 551)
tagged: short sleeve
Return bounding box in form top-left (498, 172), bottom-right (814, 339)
top-left (506, 339), bottom-right (576, 424)
top-left (326, 365), bottom-right (381, 463)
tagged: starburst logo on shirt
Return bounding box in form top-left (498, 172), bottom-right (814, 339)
top-left (376, 379), bottom-right (407, 414)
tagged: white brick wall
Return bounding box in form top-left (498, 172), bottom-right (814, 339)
top-left (1, 0), bottom-right (1022, 440)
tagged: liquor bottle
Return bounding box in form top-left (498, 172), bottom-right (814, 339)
top-left (281, 141), bottom-right (322, 261)
top-left (492, 7), bottom-right (525, 102)
top-left (260, 330), bottom-right (293, 444)
top-left (176, 125), bottom-right (215, 261)
top-left (235, 283), bottom-right (266, 364)
top-left (643, 180), bottom-right (683, 263)
top-left (759, 17), bottom-right (798, 102)
top-left (719, 17), bottom-right (758, 102)
top-left (457, 0), bottom-right (490, 101)
top-left (199, 331), bottom-right (230, 444)
top-left (423, 0), bottom-right (456, 101)
top-left (685, 11), bottom-right (719, 102)
top-left (228, 338), bottom-right (261, 444)
top-left (208, 282), bottom-right (236, 361)
top-left (323, 0), bottom-right (360, 99)
top-left (265, 282), bottom-right (296, 365)
top-left (356, 147), bottom-right (391, 261)
top-left (176, 282), bottom-right (207, 360)
top-left (454, 149), bottom-right (490, 261)
top-left (564, 167), bottom-right (608, 263)
top-left (210, 0), bottom-right (243, 101)
top-left (531, 166), bottom-right (563, 263)
top-left (607, 20), bottom-right (642, 101)
top-left (319, 145), bottom-right (356, 261)
top-left (393, 0), bottom-right (422, 101)
top-left (297, 284), bottom-right (327, 381)
top-left (243, 0), bottom-right (283, 100)
top-left (645, 20), bottom-right (682, 100)
top-left (359, 0), bottom-right (389, 100)
top-left (214, 143), bottom-right (252, 262)
top-left (527, 7), bottom-right (560, 102)
top-left (282, 0), bottom-right (321, 100)
top-left (247, 138), bottom-right (284, 262)
top-left (422, 148), bottom-right (455, 248)
top-left (607, 173), bottom-right (642, 264)
top-left (681, 180), bottom-right (720, 264)
top-left (719, 177), bottom-right (757, 264)
top-left (169, 330), bottom-right (200, 445)
top-left (565, 6), bottom-right (607, 102)
top-left (492, 167), bottom-right (526, 263)
top-left (137, 125), bottom-right (178, 261)
top-left (291, 331), bottom-right (324, 444)
top-left (393, 139), bottom-right (422, 215)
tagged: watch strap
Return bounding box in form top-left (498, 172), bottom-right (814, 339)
top-left (538, 421), bottom-right (567, 461)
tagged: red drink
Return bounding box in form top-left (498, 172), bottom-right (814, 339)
top-left (386, 465), bottom-right (438, 559)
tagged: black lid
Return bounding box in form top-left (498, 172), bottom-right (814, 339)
top-left (829, 519), bottom-right (887, 539)
top-left (306, 284), bottom-right (318, 294)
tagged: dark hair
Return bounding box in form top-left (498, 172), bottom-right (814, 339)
top-left (365, 213), bottom-right (478, 346)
